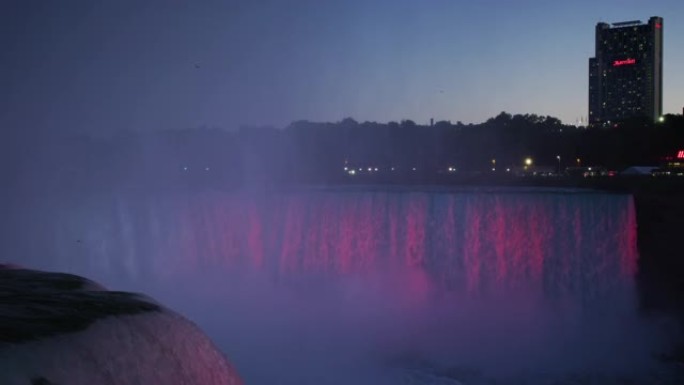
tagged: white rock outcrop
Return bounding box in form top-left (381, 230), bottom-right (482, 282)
top-left (0, 265), bottom-right (243, 385)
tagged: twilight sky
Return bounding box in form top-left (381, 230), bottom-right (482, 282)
top-left (1, 0), bottom-right (683, 134)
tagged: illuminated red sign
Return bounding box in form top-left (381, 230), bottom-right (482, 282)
top-left (613, 58), bottom-right (636, 66)
top-left (677, 150), bottom-right (684, 159)
top-left (656, 23), bottom-right (662, 29)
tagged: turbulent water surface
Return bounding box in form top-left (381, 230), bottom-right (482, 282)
top-left (4, 187), bottom-right (679, 384)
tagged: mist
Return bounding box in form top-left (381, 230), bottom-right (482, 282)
top-left (4, 184), bottom-right (678, 384)
top-left (87, 263), bottom-right (675, 385)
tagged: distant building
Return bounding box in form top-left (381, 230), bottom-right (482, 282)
top-left (653, 149), bottom-right (684, 177)
top-left (588, 17), bottom-right (663, 125)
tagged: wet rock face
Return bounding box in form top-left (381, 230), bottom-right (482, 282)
top-left (0, 265), bottom-right (243, 385)
top-left (0, 267), bottom-right (158, 343)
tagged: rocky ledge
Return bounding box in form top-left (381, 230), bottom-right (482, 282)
top-left (0, 264), bottom-right (243, 385)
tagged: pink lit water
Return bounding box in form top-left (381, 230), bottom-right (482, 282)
top-left (9, 188), bottom-right (675, 384)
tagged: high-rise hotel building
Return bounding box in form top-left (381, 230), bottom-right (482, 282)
top-left (588, 17), bottom-right (663, 125)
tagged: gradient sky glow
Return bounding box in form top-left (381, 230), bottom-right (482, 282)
top-left (1, 0), bottom-right (683, 133)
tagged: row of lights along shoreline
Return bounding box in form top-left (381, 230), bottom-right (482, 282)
top-left (342, 156), bottom-right (591, 177)
top-left (341, 16), bottom-right (681, 181)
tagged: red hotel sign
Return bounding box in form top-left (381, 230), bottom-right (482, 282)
top-left (613, 58), bottom-right (636, 66)
top-left (677, 150), bottom-right (684, 159)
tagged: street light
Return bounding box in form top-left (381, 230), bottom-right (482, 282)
top-left (556, 155), bottom-right (561, 175)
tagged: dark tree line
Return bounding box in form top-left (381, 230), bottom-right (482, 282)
top-left (3, 112), bottom-right (684, 194)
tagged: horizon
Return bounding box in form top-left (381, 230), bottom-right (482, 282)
top-left (2, 0), bottom-right (683, 134)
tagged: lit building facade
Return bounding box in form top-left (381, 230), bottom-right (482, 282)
top-left (588, 17), bottom-right (663, 125)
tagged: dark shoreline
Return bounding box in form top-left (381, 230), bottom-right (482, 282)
top-left (633, 191), bottom-right (684, 317)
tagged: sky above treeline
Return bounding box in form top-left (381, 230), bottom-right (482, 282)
top-left (1, 0), bottom-right (683, 134)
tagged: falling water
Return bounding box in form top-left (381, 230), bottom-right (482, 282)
top-left (6, 187), bottom-right (672, 384)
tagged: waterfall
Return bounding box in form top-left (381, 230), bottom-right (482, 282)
top-left (6, 187), bottom-right (662, 384)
